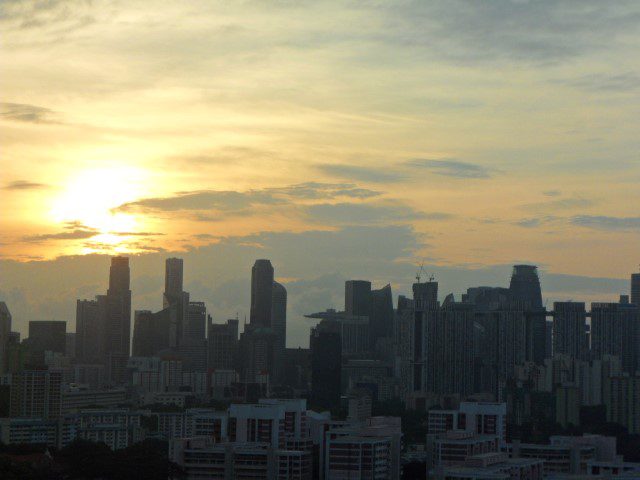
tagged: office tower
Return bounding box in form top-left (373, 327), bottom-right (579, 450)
top-left (27, 321), bottom-right (66, 365)
top-left (132, 309), bottom-right (172, 357)
top-left (545, 320), bottom-right (553, 359)
top-left (345, 280), bottom-right (371, 317)
top-left (413, 280), bottom-right (438, 308)
top-left (430, 299), bottom-right (475, 396)
top-left (75, 297), bottom-right (107, 363)
top-left (164, 257), bottom-right (184, 300)
top-left (370, 284), bottom-right (394, 351)
top-left (10, 370), bottom-right (63, 419)
top-left (508, 265), bottom-right (546, 364)
top-left (238, 326), bottom-right (277, 383)
top-left (0, 302), bottom-right (11, 375)
top-left (207, 318), bottom-right (239, 370)
top-left (271, 281), bottom-right (287, 382)
top-left (509, 265), bottom-right (543, 309)
top-left (632, 272), bottom-right (640, 306)
top-left (65, 333), bottom-right (76, 359)
top-left (250, 259), bottom-right (274, 327)
top-left (105, 256), bottom-right (132, 384)
top-left (591, 300), bottom-right (640, 374)
top-left (553, 302), bottom-right (588, 360)
top-left (184, 302), bottom-right (206, 342)
top-left (310, 321), bottom-right (341, 410)
top-left (163, 257), bottom-right (189, 346)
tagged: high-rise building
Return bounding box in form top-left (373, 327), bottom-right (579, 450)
top-left (238, 325), bottom-right (277, 383)
top-left (132, 309), bottom-right (172, 357)
top-left (250, 259), bottom-right (274, 328)
top-left (271, 281), bottom-right (287, 383)
top-left (591, 299), bottom-right (640, 374)
top-left (509, 265), bottom-right (543, 309)
top-left (76, 297), bottom-right (107, 363)
top-left (207, 318), bottom-right (238, 370)
top-left (604, 374), bottom-right (640, 434)
top-left (632, 272), bottom-right (640, 306)
top-left (184, 302), bottom-right (206, 342)
top-left (104, 256), bottom-right (132, 384)
top-left (10, 369), bottom-right (63, 419)
top-left (345, 280), bottom-right (371, 318)
top-left (553, 302), bottom-right (588, 360)
top-left (163, 258), bottom-right (189, 347)
top-left (27, 321), bottom-right (66, 365)
top-left (310, 321), bottom-right (341, 410)
top-left (0, 302), bottom-right (11, 375)
top-left (164, 257), bottom-right (184, 300)
top-left (370, 284), bottom-right (394, 351)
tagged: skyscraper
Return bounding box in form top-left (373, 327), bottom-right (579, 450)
top-left (509, 265), bottom-right (546, 364)
top-left (632, 272), bottom-right (640, 306)
top-left (75, 297), bottom-right (107, 363)
top-left (310, 320), bottom-right (341, 410)
top-left (553, 302), bottom-right (588, 360)
top-left (250, 259), bottom-right (274, 327)
top-left (271, 281), bottom-right (287, 382)
top-left (207, 318), bottom-right (239, 370)
top-left (163, 257), bottom-right (189, 346)
top-left (27, 321), bottom-right (66, 365)
top-left (164, 257), bottom-right (184, 300)
top-left (370, 284), bottom-right (394, 350)
top-left (509, 265), bottom-right (543, 309)
top-left (591, 299), bottom-right (640, 375)
top-left (345, 280), bottom-right (371, 318)
top-left (104, 256), bottom-right (132, 384)
top-left (0, 302), bottom-right (11, 375)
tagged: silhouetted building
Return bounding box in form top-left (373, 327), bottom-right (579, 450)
top-left (10, 369), bottom-right (62, 419)
top-left (271, 281), bottom-right (287, 383)
top-left (553, 302), bottom-right (588, 360)
top-left (104, 256), bottom-right (132, 384)
top-left (76, 297), bottom-right (107, 364)
top-left (370, 284), bottom-right (394, 351)
top-left (163, 258), bottom-right (189, 347)
top-left (27, 321), bottom-right (66, 365)
top-left (132, 308), bottom-right (172, 357)
top-left (345, 280), bottom-right (371, 318)
top-left (310, 320), bottom-right (341, 410)
top-left (184, 301), bottom-right (206, 342)
top-left (207, 318), bottom-right (238, 370)
top-left (250, 259), bottom-right (274, 328)
top-left (632, 272), bottom-right (640, 306)
top-left (238, 325), bottom-right (276, 384)
top-left (0, 302), bottom-right (11, 375)
top-left (591, 299), bottom-right (640, 374)
top-left (510, 265), bottom-right (546, 364)
top-left (164, 257), bottom-right (184, 299)
top-left (65, 333), bottom-right (76, 359)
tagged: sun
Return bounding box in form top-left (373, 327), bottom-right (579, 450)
top-left (50, 167), bottom-right (151, 251)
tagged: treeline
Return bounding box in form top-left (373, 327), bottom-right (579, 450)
top-left (0, 439), bottom-right (185, 480)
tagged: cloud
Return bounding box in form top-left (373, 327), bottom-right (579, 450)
top-left (556, 72), bottom-right (640, 93)
top-left (406, 159), bottom-right (493, 179)
top-left (515, 218), bottom-right (542, 228)
top-left (23, 228), bottom-right (99, 243)
top-left (543, 190), bottom-right (562, 197)
top-left (115, 182), bottom-right (381, 215)
top-left (3, 180), bottom-right (49, 190)
top-left (316, 164), bottom-right (405, 183)
top-left (304, 202), bottom-right (443, 225)
top-left (0, 102), bottom-right (59, 124)
top-left (522, 197), bottom-right (594, 211)
top-left (570, 215), bottom-right (640, 231)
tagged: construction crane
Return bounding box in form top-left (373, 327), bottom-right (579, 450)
top-left (416, 261), bottom-right (425, 283)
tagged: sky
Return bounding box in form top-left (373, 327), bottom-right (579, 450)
top-left (1, 0), bottom-right (639, 346)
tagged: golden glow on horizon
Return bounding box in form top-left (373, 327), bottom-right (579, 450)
top-left (50, 167), bottom-right (150, 254)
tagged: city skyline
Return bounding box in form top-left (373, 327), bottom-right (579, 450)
top-left (2, 2), bottom-right (639, 277)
